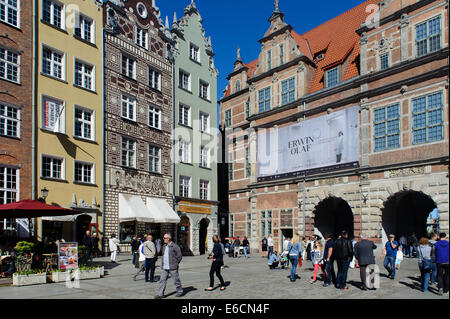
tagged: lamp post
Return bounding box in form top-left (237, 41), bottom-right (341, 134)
top-left (40, 187), bottom-right (49, 202)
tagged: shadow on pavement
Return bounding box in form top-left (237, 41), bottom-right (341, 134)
top-left (399, 281), bottom-right (422, 292)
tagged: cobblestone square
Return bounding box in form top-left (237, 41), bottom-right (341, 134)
top-left (0, 253), bottom-right (448, 300)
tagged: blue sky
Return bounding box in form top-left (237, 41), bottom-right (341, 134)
top-left (106, 0), bottom-right (366, 100)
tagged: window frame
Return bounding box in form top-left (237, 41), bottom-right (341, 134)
top-left (121, 94), bottom-right (137, 122)
top-left (121, 136), bottom-right (137, 169)
top-left (199, 111), bottom-right (209, 133)
top-left (200, 145), bottom-right (209, 168)
top-left (415, 15), bottom-right (442, 58)
top-left (148, 67), bottom-right (161, 91)
top-left (42, 45), bottom-right (65, 81)
top-left (0, 165), bottom-right (19, 205)
top-left (41, 154), bottom-right (65, 180)
top-left (199, 79), bottom-right (210, 100)
top-left (148, 104), bottom-right (162, 130)
top-left (41, 95), bottom-right (65, 133)
top-left (281, 76), bottom-right (296, 106)
top-left (0, 46), bottom-right (20, 84)
top-left (121, 54), bottom-right (136, 79)
top-left (179, 103), bottom-right (191, 127)
top-left (380, 52), bottom-right (389, 70)
top-left (74, 160), bottom-right (95, 184)
top-left (148, 144), bottom-right (161, 174)
top-left (412, 91), bottom-right (444, 145)
top-left (258, 87), bottom-right (271, 113)
top-left (224, 109), bottom-right (232, 127)
top-left (189, 43), bottom-right (200, 63)
top-left (74, 58), bottom-right (95, 91)
top-left (74, 12), bottom-right (95, 44)
top-left (179, 175), bottom-right (191, 198)
top-left (178, 139), bottom-right (191, 164)
top-left (373, 103), bottom-right (401, 152)
top-left (325, 67), bottom-right (339, 88)
top-left (0, 102), bottom-right (20, 138)
top-left (0, 0), bottom-right (20, 28)
top-left (199, 179), bottom-right (209, 201)
top-left (179, 69), bottom-right (191, 91)
top-left (42, 0), bottom-right (64, 30)
top-left (136, 26), bottom-right (148, 50)
top-left (74, 105), bottom-right (94, 141)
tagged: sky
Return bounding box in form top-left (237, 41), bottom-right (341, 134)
top-left (105, 0), bottom-right (367, 100)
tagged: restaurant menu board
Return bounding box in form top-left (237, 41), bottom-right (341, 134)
top-left (58, 242), bottom-right (78, 270)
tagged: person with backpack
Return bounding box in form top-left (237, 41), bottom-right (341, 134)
top-left (333, 230), bottom-right (354, 290)
top-left (261, 237), bottom-right (268, 258)
top-left (287, 234), bottom-right (302, 282)
top-left (381, 234), bottom-right (398, 279)
top-left (434, 233), bottom-right (449, 295)
top-left (205, 235), bottom-right (227, 291)
top-left (417, 237), bottom-right (433, 292)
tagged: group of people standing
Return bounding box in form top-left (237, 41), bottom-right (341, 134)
top-left (82, 230), bottom-right (100, 264)
top-left (225, 236), bottom-right (250, 259)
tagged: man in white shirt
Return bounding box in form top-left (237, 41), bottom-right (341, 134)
top-left (267, 235), bottom-right (274, 259)
top-left (133, 237), bottom-right (146, 281)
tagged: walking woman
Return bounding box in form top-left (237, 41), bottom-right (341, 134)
top-left (417, 237), bottom-right (433, 292)
top-left (287, 234), bottom-right (302, 282)
top-left (310, 240), bottom-right (327, 284)
top-left (205, 235), bottom-right (227, 291)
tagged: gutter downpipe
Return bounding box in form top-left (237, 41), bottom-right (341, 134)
top-left (302, 102), bottom-right (306, 238)
top-left (32, 0), bottom-right (38, 237)
top-left (102, 26), bottom-right (106, 255)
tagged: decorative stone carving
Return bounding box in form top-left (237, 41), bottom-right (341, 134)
top-left (110, 168), bottom-right (167, 196)
top-left (369, 36), bottom-right (393, 54)
top-left (359, 98), bottom-right (370, 112)
top-left (400, 13), bottom-right (409, 29)
top-left (297, 62), bottom-right (305, 73)
top-left (388, 167), bottom-right (425, 178)
top-left (360, 32), bottom-right (368, 45)
top-left (272, 72), bottom-right (279, 83)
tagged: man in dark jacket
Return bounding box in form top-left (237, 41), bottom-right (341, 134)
top-left (333, 230), bottom-right (353, 290)
top-left (435, 233), bottom-right (449, 295)
top-left (354, 234), bottom-right (377, 290)
top-left (155, 233), bottom-right (183, 299)
top-left (131, 235), bottom-right (140, 266)
top-left (82, 230), bottom-right (93, 265)
top-left (408, 233), bottom-right (418, 258)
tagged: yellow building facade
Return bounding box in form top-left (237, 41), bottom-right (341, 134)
top-left (36, 0), bottom-right (104, 246)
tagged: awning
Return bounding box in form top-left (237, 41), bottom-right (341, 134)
top-left (146, 197), bottom-right (180, 223)
top-left (119, 194), bottom-right (155, 223)
top-left (42, 212), bottom-right (97, 222)
top-left (0, 200), bottom-right (79, 219)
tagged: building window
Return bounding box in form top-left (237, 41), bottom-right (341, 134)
top-left (74, 161), bottom-right (94, 184)
top-left (0, 103), bottom-right (19, 138)
top-left (224, 109), bottom-right (232, 127)
top-left (179, 104), bottom-right (190, 126)
top-left (281, 77), bottom-right (295, 105)
top-left (279, 44), bottom-right (284, 65)
top-left (148, 67), bottom-right (161, 91)
top-left (245, 100), bottom-right (249, 119)
top-left (179, 70), bottom-right (191, 91)
top-left (200, 180), bottom-right (209, 200)
top-left (245, 147), bottom-right (250, 178)
top-left (42, 155), bottom-right (64, 180)
top-left (199, 80), bottom-right (209, 100)
top-left (260, 210), bottom-right (272, 237)
top-left (235, 80), bottom-right (241, 93)
top-left (179, 176), bottom-right (190, 198)
top-left (267, 50), bottom-right (272, 70)
top-left (121, 137), bottom-right (136, 168)
top-left (258, 87), bottom-right (271, 113)
top-left (230, 214), bottom-right (234, 237)
top-left (412, 92), bottom-right (443, 145)
top-left (43, 0), bottom-right (63, 29)
top-left (374, 104), bottom-right (400, 152)
top-left (228, 151), bottom-right (233, 181)
top-left (121, 54), bottom-right (136, 79)
top-left (179, 140), bottom-right (191, 164)
top-left (380, 53), bottom-right (389, 70)
top-left (74, 106), bottom-right (93, 140)
top-left (189, 43), bottom-right (200, 62)
top-left (199, 112), bottom-right (209, 133)
top-left (0, 166), bottom-right (17, 204)
top-left (200, 146), bottom-right (209, 168)
top-left (0, 47), bottom-right (20, 83)
top-left (148, 145), bottom-right (161, 173)
top-left (246, 213), bottom-right (252, 237)
top-left (148, 105), bottom-right (161, 129)
top-left (42, 46), bottom-right (63, 80)
top-left (42, 96), bottom-right (65, 133)
top-left (136, 27), bottom-right (148, 49)
top-left (416, 16), bottom-right (441, 57)
top-left (0, 0), bottom-right (19, 27)
top-left (75, 13), bottom-right (94, 43)
top-left (121, 95), bottom-right (136, 121)
top-left (326, 67), bottom-right (339, 87)
top-left (74, 60), bottom-right (94, 91)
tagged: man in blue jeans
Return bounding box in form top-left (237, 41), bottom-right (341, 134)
top-left (381, 234), bottom-right (398, 279)
top-left (323, 233), bottom-right (336, 287)
top-left (333, 231), bottom-right (353, 290)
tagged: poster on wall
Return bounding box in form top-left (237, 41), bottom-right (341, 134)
top-left (58, 242), bottom-right (78, 270)
top-left (257, 106), bottom-right (359, 182)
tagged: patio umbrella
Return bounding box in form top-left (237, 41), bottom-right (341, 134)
top-left (0, 200), bottom-right (79, 219)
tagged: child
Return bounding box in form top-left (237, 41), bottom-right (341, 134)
top-left (395, 246), bottom-right (404, 270)
top-left (310, 241), bottom-right (327, 284)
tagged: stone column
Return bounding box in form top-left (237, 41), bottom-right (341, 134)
top-left (296, 63), bottom-right (305, 99)
top-left (360, 98), bottom-right (370, 168)
top-left (249, 83), bottom-right (256, 116)
top-left (359, 32), bottom-right (368, 75)
top-left (272, 73), bottom-right (279, 108)
top-left (249, 189), bottom-right (259, 253)
top-left (399, 14), bottom-right (410, 62)
top-left (249, 128), bottom-right (258, 184)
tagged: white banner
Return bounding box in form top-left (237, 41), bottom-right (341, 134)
top-left (258, 106), bottom-right (359, 181)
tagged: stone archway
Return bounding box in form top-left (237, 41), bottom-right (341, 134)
top-left (381, 190), bottom-right (437, 242)
top-left (313, 196), bottom-right (354, 240)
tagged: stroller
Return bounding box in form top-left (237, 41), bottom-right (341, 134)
top-left (280, 251), bottom-right (289, 269)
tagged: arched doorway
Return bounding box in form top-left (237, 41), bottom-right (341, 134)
top-left (313, 196), bottom-right (354, 240)
top-left (199, 218), bottom-right (209, 255)
top-left (177, 216), bottom-right (192, 256)
top-left (382, 190), bottom-right (437, 242)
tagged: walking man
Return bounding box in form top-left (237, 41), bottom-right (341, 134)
top-left (267, 235), bottom-right (274, 259)
top-left (322, 233), bottom-right (336, 287)
top-left (144, 234), bottom-right (157, 282)
top-left (434, 233), bottom-right (449, 295)
top-left (155, 233), bottom-right (183, 299)
top-left (381, 234), bottom-right (398, 279)
top-left (131, 235), bottom-right (139, 266)
top-left (133, 237), bottom-right (146, 281)
top-left (233, 236), bottom-right (241, 258)
top-left (261, 237), bottom-right (268, 258)
top-left (83, 230), bottom-right (93, 265)
top-left (354, 234), bottom-right (377, 290)
top-left (333, 230), bottom-right (353, 290)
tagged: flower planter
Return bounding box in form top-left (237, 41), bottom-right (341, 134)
top-left (75, 268), bottom-right (101, 280)
top-left (50, 271), bottom-right (71, 283)
top-left (13, 273), bottom-right (47, 287)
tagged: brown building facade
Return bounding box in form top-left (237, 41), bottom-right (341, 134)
top-left (103, 0), bottom-right (175, 251)
top-left (0, 0), bottom-right (33, 236)
top-left (219, 0), bottom-right (449, 253)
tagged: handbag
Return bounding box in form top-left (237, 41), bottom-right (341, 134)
top-left (298, 257), bottom-right (302, 268)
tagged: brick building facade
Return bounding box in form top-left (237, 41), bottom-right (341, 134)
top-left (103, 0), bottom-right (174, 252)
top-left (219, 0), bottom-right (449, 253)
top-left (0, 0), bottom-right (33, 236)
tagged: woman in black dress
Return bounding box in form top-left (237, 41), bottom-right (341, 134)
top-left (205, 235), bottom-right (226, 291)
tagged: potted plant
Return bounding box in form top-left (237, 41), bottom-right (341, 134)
top-left (75, 265), bottom-right (101, 280)
top-left (13, 269), bottom-right (47, 286)
top-left (50, 269), bottom-right (72, 283)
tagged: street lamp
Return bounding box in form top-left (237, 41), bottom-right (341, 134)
top-left (41, 187), bottom-right (49, 201)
